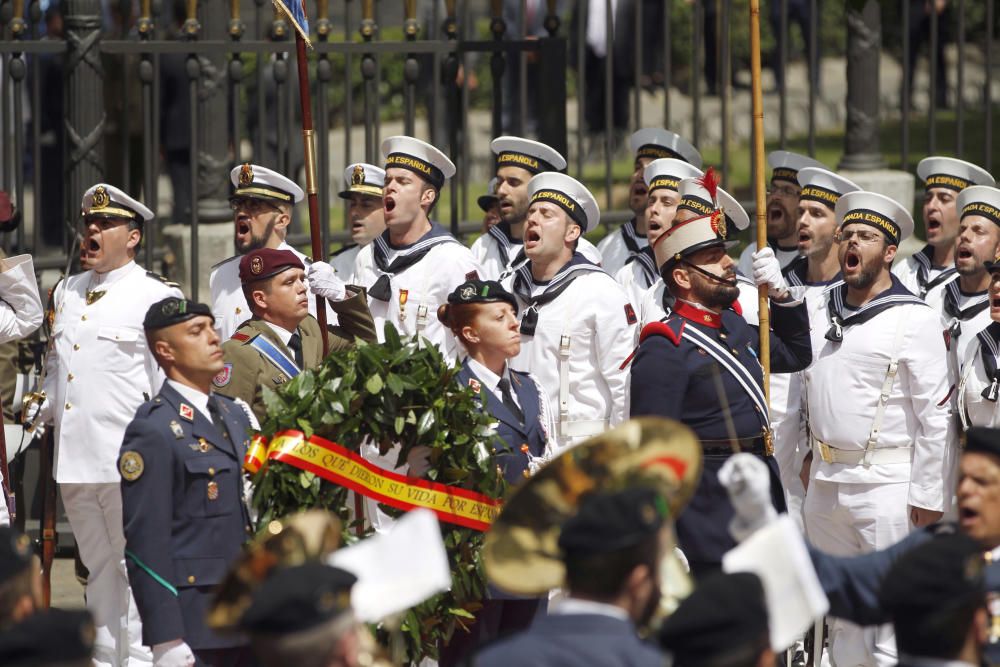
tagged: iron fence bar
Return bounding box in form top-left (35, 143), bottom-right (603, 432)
top-left (316, 0), bottom-right (331, 253)
top-left (604, 0), bottom-right (613, 210)
top-left (692, 1), bottom-right (701, 149)
top-left (373, 0), bottom-right (381, 155)
top-left (11, 53), bottom-right (23, 251)
top-left (720, 0), bottom-right (730, 187)
top-left (187, 50), bottom-right (200, 297)
top-left (254, 0), bottom-right (265, 161)
top-left (986, 0), bottom-right (994, 172)
top-left (663, 0), bottom-right (670, 129)
top-left (778, 0), bottom-right (787, 149)
top-left (29, 3), bottom-right (40, 253)
top-left (360, 0), bottom-right (376, 163)
top-left (429, 0), bottom-right (439, 146)
top-left (955, 0), bottom-right (964, 157)
top-left (632, 0), bottom-right (640, 130)
top-left (807, 0), bottom-right (817, 156)
top-left (575, 0), bottom-right (585, 178)
top-left (489, 0), bottom-right (504, 143)
top-left (402, 0), bottom-right (417, 137)
top-left (901, 0), bottom-right (910, 171)
top-left (444, 0), bottom-right (459, 235)
top-left (928, 0), bottom-right (937, 154)
top-left (517, 0), bottom-right (526, 135)
top-left (459, 0), bottom-right (469, 226)
top-left (344, 0), bottom-right (352, 176)
top-left (1, 51), bottom-right (10, 196)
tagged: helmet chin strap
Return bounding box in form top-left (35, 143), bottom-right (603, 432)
top-left (681, 260), bottom-right (738, 287)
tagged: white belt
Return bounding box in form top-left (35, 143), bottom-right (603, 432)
top-left (812, 437), bottom-right (912, 465)
top-left (560, 419), bottom-right (609, 439)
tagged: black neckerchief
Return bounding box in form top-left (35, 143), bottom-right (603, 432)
top-left (943, 280), bottom-right (990, 339)
top-left (369, 223), bottom-right (459, 300)
top-left (625, 245), bottom-right (657, 289)
top-left (488, 222), bottom-right (529, 276)
top-left (911, 244), bottom-right (958, 298)
top-left (660, 282), bottom-right (677, 314)
top-left (824, 275), bottom-right (925, 342)
top-left (512, 253), bottom-right (604, 335)
top-left (977, 322), bottom-right (1000, 401)
top-left (620, 219), bottom-right (646, 255)
top-left (783, 255), bottom-right (844, 289)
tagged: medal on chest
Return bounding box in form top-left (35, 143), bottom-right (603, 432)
top-left (207, 481), bottom-right (219, 501)
top-left (399, 289), bottom-right (409, 322)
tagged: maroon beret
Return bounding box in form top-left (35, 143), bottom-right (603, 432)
top-left (238, 248), bottom-right (304, 285)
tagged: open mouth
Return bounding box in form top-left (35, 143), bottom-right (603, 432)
top-left (844, 250), bottom-right (861, 270)
top-left (798, 230), bottom-right (811, 243)
top-left (768, 205), bottom-right (783, 223)
top-left (958, 247), bottom-right (974, 261)
top-left (992, 298), bottom-right (1000, 309)
top-left (524, 228), bottom-right (541, 247)
top-left (86, 236), bottom-right (101, 253)
top-left (632, 184), bottom-right (648, 197)
top-left (384, 196), bottom-right (396, 213)
top-left (236, 217), bottom-right (251, 237)
top-left (926, 219), bottom-right (941, 233)
top-left (648, 218), bottom-right (662, 233)
top-left (959, 505), bottom-right (979, 524)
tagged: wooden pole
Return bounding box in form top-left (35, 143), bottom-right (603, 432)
top-left (292, 27), bottom-right (330, 356)
top-left (749, 0), bottom-right (770, 403)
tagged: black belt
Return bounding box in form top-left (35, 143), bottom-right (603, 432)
top-left (700, 436), bottom-right (772, 458)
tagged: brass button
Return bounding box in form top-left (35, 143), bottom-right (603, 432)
top-left (207, 467), bottom-right (215, 476)
top-left (720, 333), bottom-right (727, 339)
top-left (67, 373), bottom-right (74, 381)
top-left (64, 402), bottom-right (72, 410)
top-left (73, 344), bottom-right (80, 351)
top-left (81, 315), bottom-right (87, 321)
top-left (187, 575), bottom-right (195, 584)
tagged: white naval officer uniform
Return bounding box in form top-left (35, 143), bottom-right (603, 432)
top-left (0, 253), bottom-right (42, 344)
top-left (470, 225), bottom-right (603, 281)
top-left (330, 244), bottom-right (361, 278)
top-left (329, 162), bottom-right (385, 280)
top-left (958, 322), bottom-right (1000, 429)
top-left (597, 219), bottom-right (648, 277)
top-left (44, 260), bottom-right (182, 667)
top-left (737, 241), bottom-right (800, 280)
top-left (890, 246), bottom-right (957, 313)
top-left (613, 248), bottom-right (658, 312)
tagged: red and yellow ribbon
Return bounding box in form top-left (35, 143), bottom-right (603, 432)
top-left (246, 430), bottom-right (501, 531)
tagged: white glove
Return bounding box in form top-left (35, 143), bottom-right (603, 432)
top-left (152, 639), bottom-right (195, 667)
top-left (718, 453), bottom-right (778, 542)
top-left (307, 261), bottom-right (347, 302)
top-left (405, 445), bottom-right (432, 478)
top-left (751, 247), bottom-right (789, 299)
top-left (22, 395), bottom-right (51, 437)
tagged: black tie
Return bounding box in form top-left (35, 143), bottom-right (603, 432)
top-left (207, 397), bottom-right (229, 441)
top-left (287, 332), bottom-right (304, 367)
top-left (497, 378), bottom-right (524, 424)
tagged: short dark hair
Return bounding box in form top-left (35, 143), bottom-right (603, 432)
top-left (563, 533), bottom-right (659, 601)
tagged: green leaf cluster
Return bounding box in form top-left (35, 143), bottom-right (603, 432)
top-left (251, 323), bottom-right (506, 662)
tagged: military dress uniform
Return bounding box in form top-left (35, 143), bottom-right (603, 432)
top-left (892, 157), bottom-right (995, 312)
top-left (804, 192), bottom-right (951, 667)
top-left (471, 136), bottom-right (601, 281)
top-left (500, 173), bottom-right (636, 453)
top-left (0, 253), bottom-right (42, 344)
top-left (629, 174), bottom-right (813, 572)
top-left (736, 150), bottom-right (824, 278)
top-left (598, 128), bottom-right (703, 277)
top-left (120, 380), bottom-right (253, 661)
top-left (351, 137), bottom-right (481, 360)
top-left (41, 184), bottom-right (182, 667)
top-left (209, 163), bottom-right (333, 341)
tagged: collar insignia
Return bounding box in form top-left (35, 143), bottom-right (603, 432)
top-left (179, 403), bottom-right (194, 421)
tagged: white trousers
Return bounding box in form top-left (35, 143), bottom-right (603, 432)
top-left (804, 479), bottom-right (911, 667)
top-left (60, 482), bottom-right (152, 667)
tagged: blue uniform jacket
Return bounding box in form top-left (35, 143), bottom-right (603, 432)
top-left (457, 360), bottom-right (547, 486)
top-left (474, 613), bottom-right (664, 667)
top-left (119, 382), bottom-right (253, 649)
top-left (629, 298), bottom-right (812, 566)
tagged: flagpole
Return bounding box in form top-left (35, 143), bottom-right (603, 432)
top-left (286, 2), bottom-right (330, 356)
top-left (749, 0), bottom-right (770, 404)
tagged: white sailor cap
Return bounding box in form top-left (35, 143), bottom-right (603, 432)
top-left (230, 163), bottom-right (305, 204)
top-left (957, 186), bottom-right (1000, 228)
top-left (835, 191), bottom-right (914, 246)
top-left (526, 172), bottom-right (600, 234)
top-left (656, 171), bottom-right (742, 268)
top-left (768, 150), bottom-right (825, 184)
top-left (478, 177), bottom-right (499, 212)
top-left (916, 156), bottom-right (995, 192)
top-left (81, 183), bottom-right (154, 223)
top-left (797, 167), bottom-right (862, 211)
top-left (490, 136), bottom-right (567, 174)
top-left (382, 135), bottom-right (456, 189)
top-left (338, 163), bottom-right (385, 200)
top-left (643, 158), bottom-right (704, 193)
top-left (630, 128), bottom-right (703, 168)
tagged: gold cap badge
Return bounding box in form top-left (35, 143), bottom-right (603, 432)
top-left (250, 256), bottom-right (264, 275)
top-left (351, 164), bottom-right (365, 186)
top-left (239, 163), bottom-right (254, 188)
top-left (91, 185), bottom-right (110, 210)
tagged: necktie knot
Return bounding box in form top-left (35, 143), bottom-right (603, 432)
top-left (288, 332), bottom-right (304, 367)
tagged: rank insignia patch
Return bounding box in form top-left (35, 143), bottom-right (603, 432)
top-left (212, 363), bottom-right (233, 388)
top-left (624, 303), bottom-right (637, 325)
top-left (179, 404), bottom-right (194, 421)
top-left (170, 420), bottom-right (184, 439)
top-left (119, 451), bottom-right (145, 481)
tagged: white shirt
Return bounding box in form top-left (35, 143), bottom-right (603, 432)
top-left (613, 261), bottom-right (656, 316)
top-left (597, 223), bottom-right (648, 277)
top-left (805, 302), bottom-right (951, 511)
top-left (209, 240), bottom-right (333, 341)
top-left (958, 330), bottom-right (1000, 430)
top-left (351, 235), bottom-right (481, 360)
top-left (466, 358), bottom-right (521, 411)
top-left (0, 253), bottom-right (43, 344)
top-left (43, 261), bottom-right (184, 483)
top-left (892, 250), bottom-right (958, 313)
top-left (263, 320), bottom-right (296, 347)
top-left (330, 244), bottom-right (362, 278)
top-left (502, 266), bottom-right (636, 453)
top-left (165, 379), bottom-right (212, 422)
top-left (470, 232), bottom-right (604, 282)
top-left (737, 241), bottom-right (800, 279)
top-left (550, 597), bottom-right (630, 621)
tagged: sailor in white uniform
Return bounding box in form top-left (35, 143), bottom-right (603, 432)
top-left (803, 191), bottom-right (951, 667)
top-left (470, 137), bottom-right (601, 280)
top-left (0, 253), bottom-right (42, 343)
top-left (736, 150), bottom-right (824, 278)
top-left (614, 156), bottom-right (703, 308)
top-left (209, 163), bottom-right (331, 340)
top-left (892, 157), bottom-right (995, 311)
top-left (329, 163), bottom-right (385, 279)
top-left (598, 128), bottom-right (702, 276)
top-left (350, 135), bottom-right (480, 361)
top-left (34, 184), bottom-right (184, 667)
top-left (954, 187), bottom-right (1000, 431)
top-left (501, 172), bottom-right (636, 453)
top-left (756, 167), bottom-right (859, 531)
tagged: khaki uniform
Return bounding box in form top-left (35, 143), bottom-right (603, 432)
top-left (215, 290), bottom-right (376, 422)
